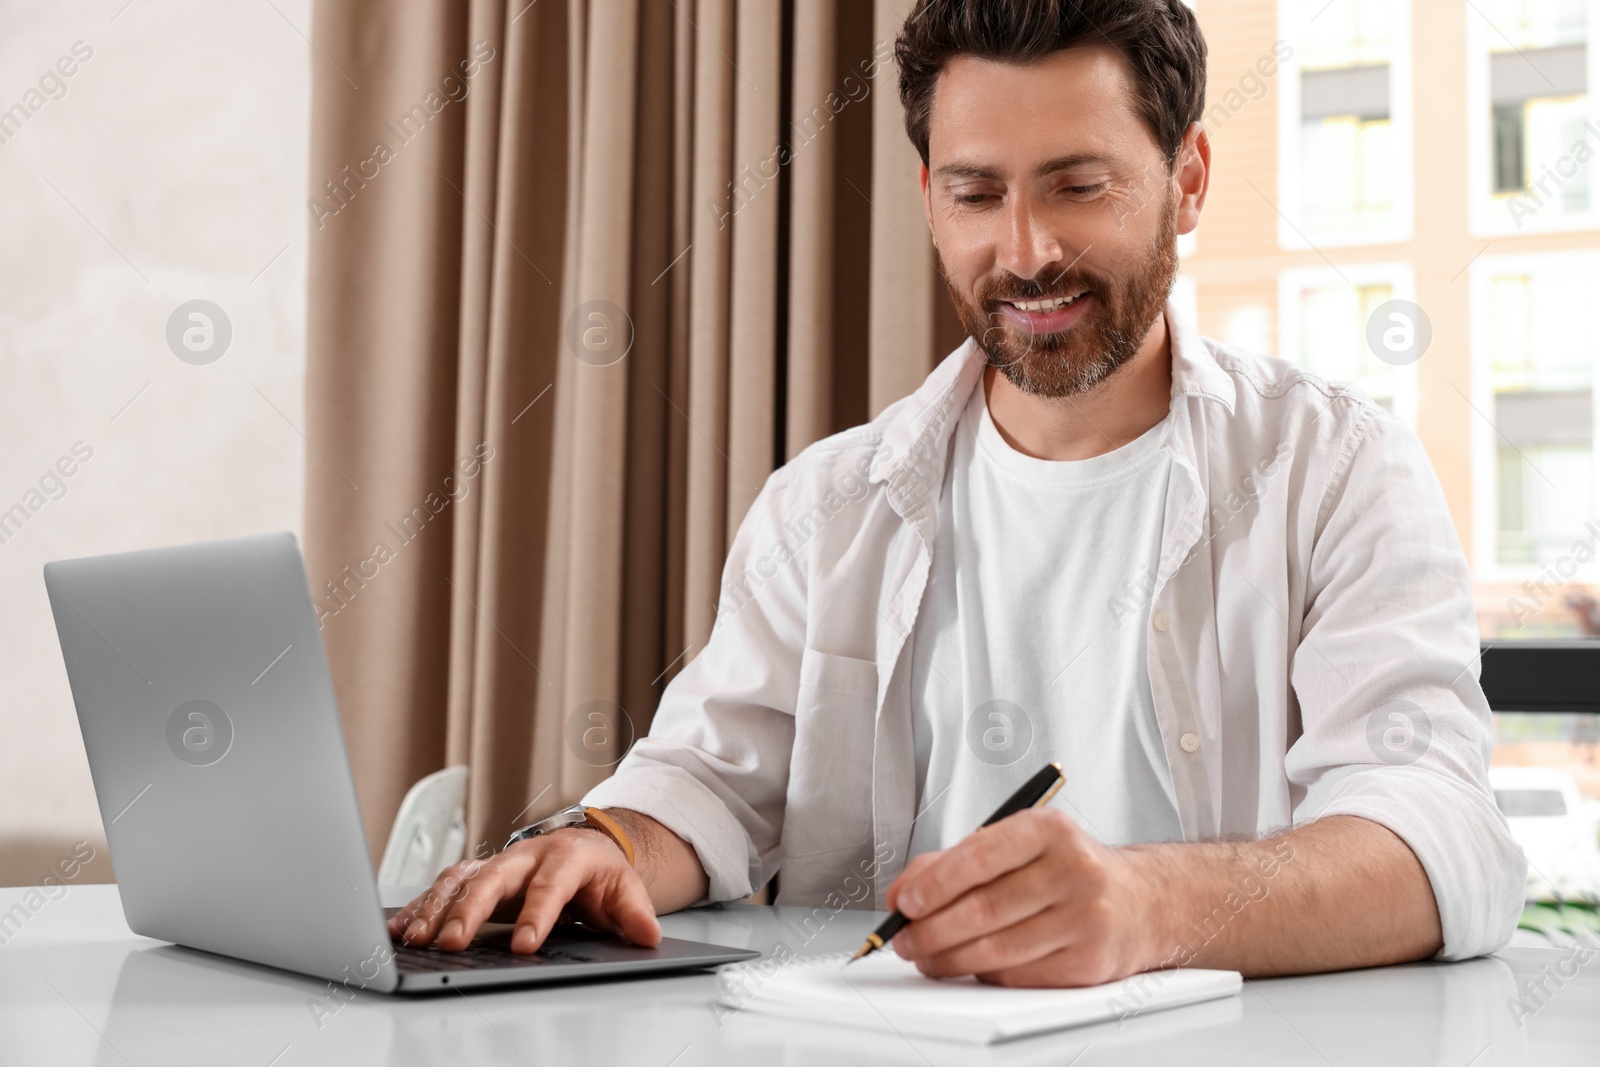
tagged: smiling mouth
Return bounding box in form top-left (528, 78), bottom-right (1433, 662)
top-left (999, 289), bottom-right (1091, 313)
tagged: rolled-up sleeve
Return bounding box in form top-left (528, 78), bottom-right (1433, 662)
top-left (581, 467), bottom-right (808, 904)
top-left (1286, 408), bottom-right (1526, 960)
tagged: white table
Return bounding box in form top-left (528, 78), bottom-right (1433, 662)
top-left (0, 884), bottom-right (1595, 1065)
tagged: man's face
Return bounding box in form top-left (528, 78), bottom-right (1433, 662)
top-left (922, 47), bottom-right (1187, 397)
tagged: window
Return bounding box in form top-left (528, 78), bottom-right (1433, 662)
top-left (0, 0), bottom-right (310, 875)
top-left (1300, 72), bottom-right (1393, 231)
top-left (1484, 0), bottom-right (1587, 51)
top-left (1470, 254), bottom-right (1600, 593)
top-left (1277, 265), bottom-right (1418, 426)
top-left (1469, 0), bottom-right (1598, 235)
top-left (1277, 0), bottom-right (1413, 246)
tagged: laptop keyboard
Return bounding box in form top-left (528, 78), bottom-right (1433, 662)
top-left (392, 934), bottom-right (606, 973)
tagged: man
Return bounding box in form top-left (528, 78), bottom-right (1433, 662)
top-left (392, 0), bottom-right (1524, 986)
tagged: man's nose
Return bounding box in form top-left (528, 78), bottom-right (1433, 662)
top-left (997, 196), bottom-right (1070, 285)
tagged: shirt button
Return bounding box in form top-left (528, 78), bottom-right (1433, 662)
top-left (1152, 612), bottom-right (1170, 632)
top-left (1179, 732), bottom-right (1200, 753)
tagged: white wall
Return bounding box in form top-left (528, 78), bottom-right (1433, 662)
top-left (0, 0), bottom-right (309, 882)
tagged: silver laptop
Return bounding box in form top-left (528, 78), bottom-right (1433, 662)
top-left (44, 532), bottom-right (758, 993)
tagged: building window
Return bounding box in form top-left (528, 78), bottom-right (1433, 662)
top-left (1471, 253), bottom-right (1600, 583)
top-left (1469, 0), bottom-right (1598, 235)
top-left (1489, 268), bottom-right (1595, 565)
top-left (1277, 266), bottom-right (1418, 426)
top-left (1277, 0), bottom-right (1413, 247)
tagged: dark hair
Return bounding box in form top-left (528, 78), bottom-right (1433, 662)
top-left (895, 0), bottom-right (1208, 168)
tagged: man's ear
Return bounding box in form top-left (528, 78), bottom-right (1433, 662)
top-left (1174, 122), bottom-right (1210, 237)
top-left (920, 162), bottom-right (935, 235)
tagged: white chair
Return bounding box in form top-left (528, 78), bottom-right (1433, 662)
top-left (377, 765), bottom-right (469, 886)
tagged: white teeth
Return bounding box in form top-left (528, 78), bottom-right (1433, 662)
top-left (1010, 290), bottom-right (1088, 313)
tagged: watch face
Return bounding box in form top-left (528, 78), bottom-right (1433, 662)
top-left (505, 806), bottom-right (587, 851)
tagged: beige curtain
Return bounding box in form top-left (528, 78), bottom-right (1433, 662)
top-left (304, 0), bottom-right (968, 863)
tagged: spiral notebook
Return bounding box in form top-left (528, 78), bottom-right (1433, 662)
top-left (711, 950), bottom-right (1242, 1045)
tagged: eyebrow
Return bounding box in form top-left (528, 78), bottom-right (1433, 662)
top-left (932, 153), bottom-right (1115, 181)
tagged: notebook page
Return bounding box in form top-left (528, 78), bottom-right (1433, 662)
top-left (712, 951), bottom-right (1242, 1045)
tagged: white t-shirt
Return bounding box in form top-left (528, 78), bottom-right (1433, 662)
top-left (908, 382), bottom-right (1185, 856)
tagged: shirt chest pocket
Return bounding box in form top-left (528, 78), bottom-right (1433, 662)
top-left (781, 649), bottom-right (878, 895)
top-left (797, 648), bottom-right (878, 705)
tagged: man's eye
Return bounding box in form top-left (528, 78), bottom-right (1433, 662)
top-left (955, 193), bottom-right (993, 206)
top-left (1065, 182), bottom-right (1107, 196)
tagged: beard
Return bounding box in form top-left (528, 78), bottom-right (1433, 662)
top-left (944, 196), bottom-right (1179, 399)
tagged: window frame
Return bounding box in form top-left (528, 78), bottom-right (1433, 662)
top-left (1275, 0), bottom-right (1416, 249)
top-left (1465, 0), bottom-right (1600, 237)
top-left (1468, 249), bottom-right (1600, 584)
top-left (1276, 262), bottom-right (1420, 429)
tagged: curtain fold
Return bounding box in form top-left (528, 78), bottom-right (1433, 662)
top-left (305, 0), bottom-right (954, 862)
top-left (725, 0), bottom-right (783, 539)
top-left (786, 0), bottom-right (837, 459)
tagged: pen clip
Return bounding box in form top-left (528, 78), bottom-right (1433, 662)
top-left (1033, 764), bottom-right (1066, 808)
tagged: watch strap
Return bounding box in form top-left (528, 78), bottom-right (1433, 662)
top-left (502, 804), bottom-right (635, 867)
top-left (582, 807), bottom-right (635, 867)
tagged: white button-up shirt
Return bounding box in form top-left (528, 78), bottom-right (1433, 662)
top-left (583, 303), bottom-right (1526, 961)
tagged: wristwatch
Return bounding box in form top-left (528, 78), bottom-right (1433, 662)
top-left (503, 804), bottom-right (635, 866)
top-left (504, 804), bottom-right (589, 851)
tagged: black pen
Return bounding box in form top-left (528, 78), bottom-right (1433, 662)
top-left (848, 761), bottom-right (1067, 964)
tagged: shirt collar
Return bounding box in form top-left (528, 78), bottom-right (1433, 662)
top-left (1167, 299), bottom-right (1236, 415)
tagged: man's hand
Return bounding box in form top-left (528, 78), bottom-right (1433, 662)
top-left (387, 827), bottom-right (660, 955)
top-left (885, 810), bottom-right (1444, 986)
top-left (885, 807), bottom-right (1155, 987)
